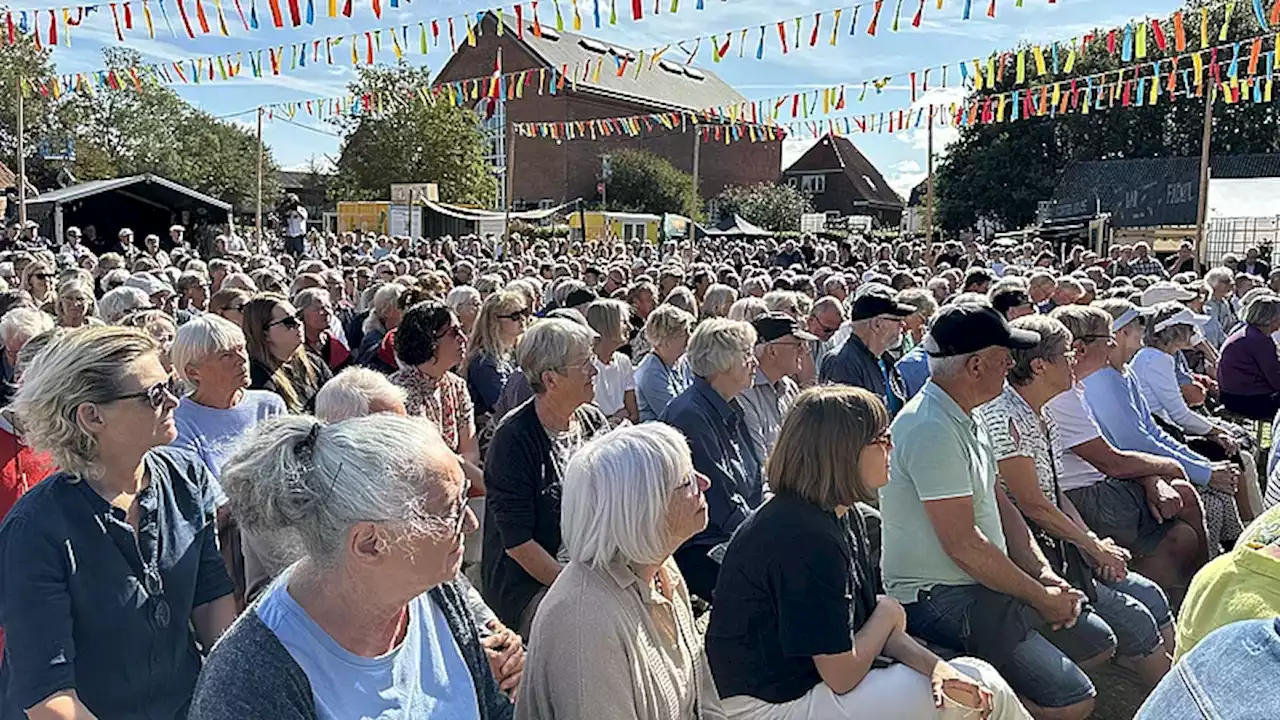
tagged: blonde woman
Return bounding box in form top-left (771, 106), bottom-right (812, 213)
top-left (54, 277), bottom-right (97, 328)
top-left (1, 326), bottom-right (236, 718)
top-left (585, 299), bottom-right (639, 425)
top-left (700, 283), bottom-right (738, 319)
top-left (120, 309), bottom-right (179, 372)
top-left (19, 260), bottom-right (54, 309)
top-left (465, 289), bottom-right (529, 420)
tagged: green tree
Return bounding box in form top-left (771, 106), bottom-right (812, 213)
top-left (936, 0), bottom-right (1280, 231)
top-left (55, 48), bottom-right (279, 211)
top-left (332, 62), bottom-right (495, 206)
top-left (0, 20), bottom-right (62, 192)
top-left (712, 182), bottom-right (813, 232)
top-left (603, 149), bottom-right (699, 217)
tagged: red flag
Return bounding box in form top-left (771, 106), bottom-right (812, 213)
top-left (867, 0), bottom-right (883, 35)
top-left (1151, 19), bottom-right (1167, 51)
top-left (48, 11), bottom-right (57, 44)
top-left (365, 31), bottom-right (374, 63)
top-left (266, 0), bottom-right (284, 26)
top-left (987, 0), bottom-right (995, 18)
top-left (195, 0), bottom-right (210, 33)
top-left (124, 2), bottom-right (134, 28)
top-left (341, 0), bottom-right (351, 16)
top-left (287, 0), bottom-right (300, 26)
top-left (532, 1), bottom-right (543, 36)
top-left (110, 3), bottom-right (126, 40)
top-left (4, 12), bottom-right (14, 44)
top-left (371, 0), bottom-right (380, 18)
top-left (810, 12), bottom-right (819, 46)
top-left (631, 0), bottom-right (641, 20)
top-left (912, 0), bottom-right (924, 27)
top-left (1106, 29), bottom-right (1116, 55)
top-left (515, 4), bottom-right (524, 38)
top-left (176, 0), bottom-right (196, 37)
top-left (776, 21), bottom-right (787, 53)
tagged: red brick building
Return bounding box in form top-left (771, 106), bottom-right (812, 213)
top-left (434, 13), bottom-right (781, 210)
top-left (782, 134), bottom-right (904, 228)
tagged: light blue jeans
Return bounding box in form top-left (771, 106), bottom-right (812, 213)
top-left (1138, 618), bottom-right (1280, 719)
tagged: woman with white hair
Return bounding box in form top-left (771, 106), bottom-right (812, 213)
top-left (98, 285), bottom-right (152, 324)
top-left (701, 283), bottom-right (738, 319)
top-left (315, 365), bottom-right (408, 420)
top-left (0, 326), bottom-right (236, 718)
top-left (634, 304), bottom-right (694, 421)
top-left (356, 281), bottom-right (406, 367)
top-left (517, 424), bottom-right (723, 720)
top-left (54, 276), bottom-right (97, 328)
top-left (0, 306), bottom-right (54, 406)
top-left (171, 314), bottom-right (287, 485)
top-left (189, 414), bottom-right (514, 720)
top-left (482, 318), bottom-right (609, 637)
top-left (586, 298), bottom-right (639, 425)
top-left (447, 285), bottom-right (483, 335)
top-left (660, 318), bottom-right (765, 601)
top-left (727, 296), bottom-right (769, 323)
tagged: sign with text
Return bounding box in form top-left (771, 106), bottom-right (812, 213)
top-left (390, 183), bottom-right (439, 204)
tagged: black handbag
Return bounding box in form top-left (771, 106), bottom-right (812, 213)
top-left (1028, 417), bottom-right (1100, 603)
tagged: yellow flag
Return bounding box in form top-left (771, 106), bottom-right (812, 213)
top-left (1016, 50), bottom-right (1025, 83)
top-left (1033, 46), bottom-right (1046, 75)
top-left (1192, 51), bottom-right (1205, 86)
top-left (1064, 44), bottom-right (1076, 73)
top-left (1135, 22), bottom-right (1146, 58)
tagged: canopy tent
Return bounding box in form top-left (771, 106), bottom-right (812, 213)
top-left (699, 214), bottom-right (774, 238)
top-left (25, 174), bottom-right (232, 252)
top-left (419, 198), bottom-right (576, 222)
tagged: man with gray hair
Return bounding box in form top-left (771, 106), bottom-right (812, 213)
top-left (819, 284), bottom-right (914, 415)
top-left (1204, 266), bottom-right (1240, 336)
top-left (882, 303), bottom-right (1099, 720)
top-left (314, 366), bottom-right (408, 420)
top-left (738, 313), bottom-right (811, 461)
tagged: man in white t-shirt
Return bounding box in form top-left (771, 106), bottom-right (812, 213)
top-left (1047, 304), bottom-right (1211, 605)
top-left (281, 194), bottom-right (308, 256)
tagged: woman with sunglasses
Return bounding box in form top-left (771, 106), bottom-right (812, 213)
top-left (191, 414), bottom-right (514, 720)
top-left (243, 293), bottom-right (333, 413)
top-left (390, 301), bottom-right (485, 493)
top-left (19, 260), bottom-right (55, 310)
top-left (208, 287), bottom-right (251, 329)
top-left (708, 386), bottom-right (1027, 720)
top-left (465, 289), bottom-right (529, 426)
top-left (0, 325), bottom-right (236, 719)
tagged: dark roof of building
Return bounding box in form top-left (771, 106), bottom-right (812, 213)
top-left (27, 174), bottom-right (231, 211)
top-left (278, 170), bottom-right (311, 189)
top-left (479, 12), bottom-right (748, 112)
top-left (783, 134), bottom-right (903, 209)
top-left (1049, 154), bottom-right (1280, 227)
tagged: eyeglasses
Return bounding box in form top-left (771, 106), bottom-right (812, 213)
top-left (33, 273), bottom-right (53, 280)
top-left (559, 356), bottom-right (595, 375)
top-left (424, 479), bottom-right (471, 540)
top-left (436, 324), bottom-right (465, 340)
top-left (267, 313), bottom-right (302, 330)
top-left (499, 309), bottom-right (531, 322)
top-left (111, 376), bottom-right (182, 409)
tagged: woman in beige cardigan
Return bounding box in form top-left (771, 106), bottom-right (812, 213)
top-left (517, 423), bottom-right (727, 720)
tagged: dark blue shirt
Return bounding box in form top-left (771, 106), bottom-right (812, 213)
top-left (819, 334), bottom-right (906, 415)
top-left (661, 377), bottom-right (765, 549)
top-left (0, 445), bottom-right (232, 719)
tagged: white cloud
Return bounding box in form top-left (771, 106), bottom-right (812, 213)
top-left (885, 158), bottom-right (926, 199)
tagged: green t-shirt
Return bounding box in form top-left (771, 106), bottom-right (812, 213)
top-left (880, 381), bottom-right (1008, 604)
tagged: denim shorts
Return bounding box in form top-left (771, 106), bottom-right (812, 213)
top-left (905, 584), bottom-right (1097, 709)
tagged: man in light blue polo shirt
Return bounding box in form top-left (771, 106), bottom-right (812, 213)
top-left (881, 303), bottom-right (1099, 720)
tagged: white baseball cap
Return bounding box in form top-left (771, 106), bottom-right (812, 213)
top-left (1141, 281), bottom-right (1197, 307)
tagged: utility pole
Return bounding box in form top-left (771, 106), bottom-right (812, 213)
top-left (255, 106), bottom-right (264, 251)
top-left (691, 129), bottom-right (701, 212)
top-left (924, 104), bottom-right (935, 243)
top-left (16, 76), bottom-right (27, 231)
top-left (1193, 85), bottom-right (1215, 274)
top-left (504, 106), bottom-right (515, 240)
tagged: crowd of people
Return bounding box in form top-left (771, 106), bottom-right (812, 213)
top-left (0, 220), bottom-right (1276, 720)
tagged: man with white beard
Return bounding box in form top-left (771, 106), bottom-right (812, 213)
top-left (819, 283), bottom-right (915, 416)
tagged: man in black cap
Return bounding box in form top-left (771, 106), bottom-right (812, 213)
top-left (738, 313), bottom-right (815, 461)
top-left (880, 303), bottom-right (1100, 720)
top-left (818, 284), bottom-right (914, 415)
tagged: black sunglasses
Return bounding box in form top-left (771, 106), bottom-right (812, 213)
top-left (112, 376), bottom-right (182, 409)
top-left (498, 309), bottom-right (530, 322)
top-left (268, 313), bottom-right (302, 330)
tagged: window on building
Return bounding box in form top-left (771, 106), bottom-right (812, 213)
top-left (622, 223), bottom-right (647, 242)
top-left (538, 199), bottom-right (556, 210)
top-left (475, 101), bottom-right (506, 211)
top-left (800, 174), bottom-right (826, 194)
top-left (786, 177), bottom-right (799, 189)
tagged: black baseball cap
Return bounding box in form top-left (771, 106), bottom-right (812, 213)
top-left (564, 288), bottom-right (597, 307)
top-left (752, 313), bottom-right (818, 343)
top-left (924, 303), bottom-right (1041, 357)
top-left (851, 285), bottom-right (917, 321)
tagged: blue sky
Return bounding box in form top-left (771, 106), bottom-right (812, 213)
top-left (20, 0), bottom-right (1180, 197)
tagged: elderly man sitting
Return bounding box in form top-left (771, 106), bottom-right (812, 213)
top-left (661, 318), bottom-right (766, 601)
top-left (819, 285), bottom-right (914, 414)
top-left (738, 313), bottom-right (811, 461)
top-left (882, 303), bottom-right (1099, 720)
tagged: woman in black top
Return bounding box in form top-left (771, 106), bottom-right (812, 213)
top-left (706, 386), bottom-right (1028, 720)
top-left (243, 293), bottom-right (332, 413)
top-left (0, 325), bottom-right (235, 719)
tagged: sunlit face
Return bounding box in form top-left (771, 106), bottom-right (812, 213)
top-left (550, 349), bottom-right (598, 408)
top-left (857, 428), bottom-right (892, 491)
top-left (665, 470), bottom-right (710, 548)
top-left (497, 305), bottom-right (530, 345)
top-left (302, 299), bottom-right (333, 334)
top-left (432, 314), bottom-right (467, 369)
top-left (192, 344), bottom-right (250, 393)
top-left (265, 302), bottom-right (304, 362)
top-left (974, 346), bottom-right (1014, 402)
top-left (1039, 340), bottom-right (1077, 395)
top-left (719, 344), bottom-right (758, 398)
top-left (91, 354), bottom-right (180, 459)
top-left (59, 289), bottom-right (91, 326)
